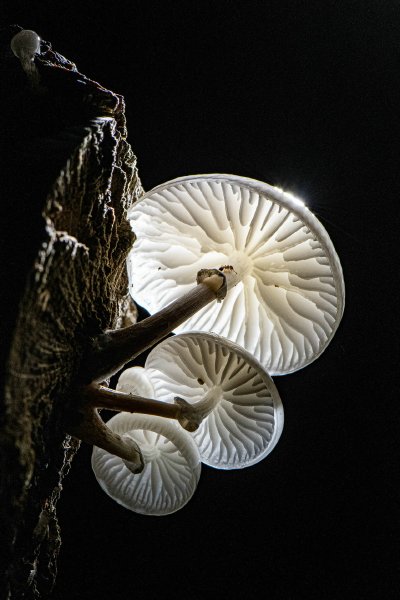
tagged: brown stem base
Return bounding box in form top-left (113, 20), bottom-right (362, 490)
top-left (67, 402), bottom-right (144, 473)
top-left (85, 384), bottom-right (182, 420)
top-left (66, 384), bottom-right (202, 467)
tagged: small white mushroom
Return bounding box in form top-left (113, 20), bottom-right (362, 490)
top-left (127, 174), bottom-right (345, 375)
top-left (120, 332), bottom-right (284, 470)
top-left (91, 413), bottom-right (201, 516)
top-left (116, 366), bottom-right (155, 398)
top-left (10, 30), bottom-right (41, 86)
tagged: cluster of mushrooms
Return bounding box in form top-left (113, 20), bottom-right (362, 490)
top-left (10, 30), bottom-right (344, 515)
top-left (91, 174), bottom-right (345, 516)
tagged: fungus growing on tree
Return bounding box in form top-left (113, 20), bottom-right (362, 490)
top-left (76, 172), bottom-right (345, 511)
top-left (127, 174), bottom-right (345, 374)
top-left (1, 23), bottom-right (346, 595)
top-left (10, 29), bottom-right (41, 86)
top-left (117, 332), bottom-right (284, 470)
top-left (90, 332), bottom-right (283, 512)
top-left (91, 413), bottom-right (201, 515)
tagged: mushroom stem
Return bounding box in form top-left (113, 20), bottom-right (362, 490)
top-left (219, 265), bottom-right (240, 289)
top-left (82, 268), bottom-right (229, 382)
top-left (84, 384), bottom-right (182, 420)
top-left (67, 404), bottom-right (144, 473)
top-left (175, 386), bottom-right (223, 431)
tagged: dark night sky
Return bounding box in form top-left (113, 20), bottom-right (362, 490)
top-left (3, 2), bottom-right (400, 599)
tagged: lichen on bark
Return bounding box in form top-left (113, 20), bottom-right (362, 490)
top-left (0, 25), bottom-right (143, 598)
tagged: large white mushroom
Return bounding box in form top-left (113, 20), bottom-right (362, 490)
top-left (92, 412), bottom-right (201, 516)
top-left (127, 174), bottom-right (345, 375)
top-left (118, 332), bottom-right (284, 470)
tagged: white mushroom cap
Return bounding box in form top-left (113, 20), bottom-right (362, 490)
top-left (144, 332), bottom-right (284, 470)
top-left (127, 174), bottom-right (345, 375)
top-left (11, 30), bottom-right (41, 61)
top-left (91, 413), bottom-right (201, 516)
top-left (116, 366), bottom-right (155, 398)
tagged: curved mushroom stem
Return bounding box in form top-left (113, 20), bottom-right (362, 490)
top-left (174, 386), bottom-right (223, 432)
top-left (84, 384), bottom-right (182, 420)
top-left (67, 404), bottom-right (144, 473)
top-left (66, 383), bottom-right (203, 458)
top-left (82, 267), bottom-right (233, 383)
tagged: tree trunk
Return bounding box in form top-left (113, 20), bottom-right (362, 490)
top-left (0, 26), bottom-right (142, 598)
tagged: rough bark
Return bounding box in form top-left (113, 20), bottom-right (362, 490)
top-left (0, 26), bottom-right (143, 598)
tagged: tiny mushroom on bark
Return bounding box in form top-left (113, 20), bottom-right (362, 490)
top-left (10, 29), bottom-right (41, 87)
top-left (91, 413), bottom-right (201, 515)
top-left (118, 332), bottom-right (284, 470)
top-left (127, 174), bottom-right (345, 375)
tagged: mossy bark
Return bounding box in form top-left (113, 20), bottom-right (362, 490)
top-left (0, 26), bottom-right (142, 598)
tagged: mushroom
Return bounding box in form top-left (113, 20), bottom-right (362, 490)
top-left (91, 412), bottom-right (201, 515)
top-left (127, 174), bottom-right (345, 375)
top-left (116, 366), bottom-right (155, 398)
top-left (10, 29), bottom-right (41, 87)
top-left (118, 332), bottom-right (284, 470)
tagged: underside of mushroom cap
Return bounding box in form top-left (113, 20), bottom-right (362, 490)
top-left (91, 413), bottom-right (201, 515)
top-left (127, 174), bottom-right (345, 375)
top-left (145, 332), bottom-right (284, 470)
top-left (116, 366), bottom-right (155, 398)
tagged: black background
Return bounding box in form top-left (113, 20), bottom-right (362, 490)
top-left (3, 2), bottom-right (399, 599)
